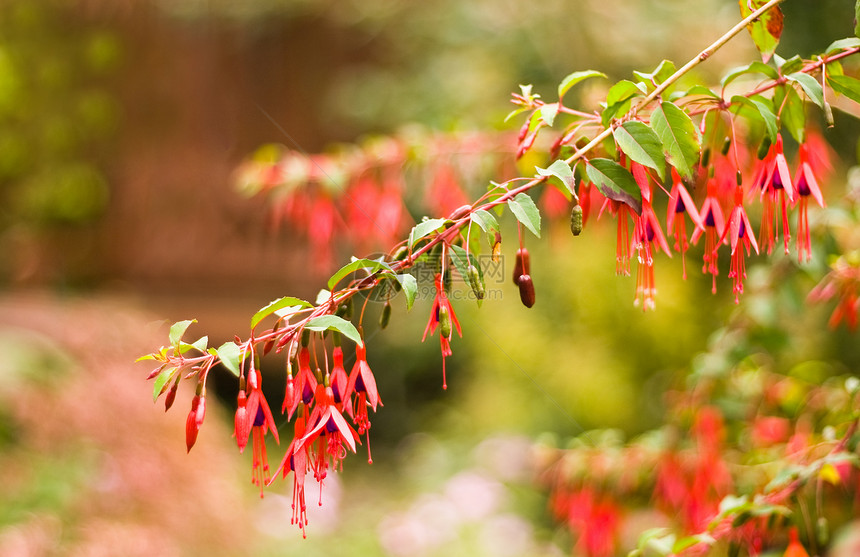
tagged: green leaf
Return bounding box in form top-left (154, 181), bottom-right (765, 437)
top-left (327, 257), bottom-right (391, 290)
top-left (601, 80), bottom-right (645, 126)
top-left (650, 101), bottom-right (701, 181)
top-left (788, 72), bottom-right (824, 108)
top-left (749, 96), bottom-right (779, 142)
top-left (470, 209), bottom-right (499, 238)
top-left (394, 273), bottom-right (417, 311)
top-left (535, 159), bottom-right (576, 198)
top-left (633, 59), bottom-right (676, 86)
top-left (152, 366), bottom-right (177, 402)
top-left (826, 37), bottom-right (860, 54)
top-left (214, 342), bottom-right (242, 377)
top-left (507, 192), bottom-right (541, 238)
top-left (613, 120), bottom-right (666, 181)
top-left (251, 296), bottom-right (313, 330)
top-left (177, 335), bottom-right (209, 355)
top-left (739, 0), bottom-right (783, 62)
top-left (828, 74), bottom-right (860, 104)
top-left (585, 158), bottom-right (643, 215)
top-left (557, 70), bottom-right (606, 99)
top-left (721, 61), bottom-right (778, 88)
top-left (856, 0), bottom-right (860, 38)
top-left (540, 102), bottom-right (559, 127)
top-left (680, 85), bottom-right (721, 99)
top-left (778, 85), bottom-right (806, 143)
top-left (779, 55), bottom-right (803, 75)
top-left (169, 319), bottom-right (197, 346)
top-left (409, 218), bottom-right (447, 247)
top-left (305, 315), bottom-right (363, 346)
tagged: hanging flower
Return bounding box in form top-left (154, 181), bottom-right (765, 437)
top-left (630, 165), bottom-right (672, 310)
top-left (756, 134), bottom-right (795, 255)
top-left (808, 255), bottom-right (860, 330)
top-left (720, 185), bottom-right (759, 303)
top-left (284, 346), bottom-right (317, 419)
top-left (273, 415), bottom-right (310, 537)
top-left (784, 527), bottom-right (810, 557)
top-left (422, 272), bottom-right (462, 389)
top-left (691, 180), bottom-right (726, 294)
top-left (344, 342), bottom-right (383, 463)
top-left (795, 142), bottom-right (825, 262)
top-left (236, 367), bottom-right (280, 496)
top-left (666, 169), bottom-right (704, 279)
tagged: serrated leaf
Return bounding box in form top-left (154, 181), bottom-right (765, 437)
top-left (394, 273), bottom-right (417, 311)
top-left (585, 158), bottom-right (643, 215)
top-left (540, 102), bottom-right (559, 127)
top-left (536, 160), bottom-right (576, 198)
top-left (650, 101), bottom-right (701, 181)
top-left (507, 192), bottom-right (541, 238)
top-left (215, 342), bottom-right (242, 377)
top-left (740, 0), bottom-right (783, 62)
top-left (152, 366), bottom-right (177, 402)
top-left (169, 319), bottom-right (197, 346)
top-left (788, 72), bottom-right (824, 108)
top-left (613, 120), bottom-right (666, 181)
top-left (471, 209), bottom-right (499, 238)
top-left (251, 296), bottom-right (313, 330)
top-left (327, 257), bottom-right (391, 290)
top-left (721, 61), bottom-right (779, 88)
top-left (557, 70), bottom-right (606, 99)
top-left (826, 37), bottom-right (860, 54)
top-left (828, 74), bottom-right (860, 104)
top-left (409, 218), bottom-right (447, 247)
top-left (305, 315), bottom-right (363, 346)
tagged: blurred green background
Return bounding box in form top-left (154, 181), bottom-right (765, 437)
top-left (1, 0), bottom-right (858, 555)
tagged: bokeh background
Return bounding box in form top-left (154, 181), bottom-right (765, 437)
top-left (0, 0), bottom-right (858, 555)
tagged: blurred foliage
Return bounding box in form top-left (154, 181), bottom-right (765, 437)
top-left (0, 1), bottom-right (120, 282)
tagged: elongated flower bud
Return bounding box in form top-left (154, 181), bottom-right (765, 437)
top-left (570, 205), bottom-right (583, 236)
top-left (164, 378), bottom-right (179, 412)
top-left (721, 136), bottom-right (732, 156)
top-left (186, 395), bottom-right (202, 452)
top-left (379, 301), bottom-right (392, 329)
top-left (466, 264), bottom-right (484, 300)
top-left (518, 274), bottom-right (535, 308)
top-left (513, 248), bottom-right (531, 285)
top-left (439, 304), bottom-right (452, 339)
top-left (492, 231), bottom-right (502, 262)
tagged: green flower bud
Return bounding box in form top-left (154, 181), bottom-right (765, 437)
top-left (467, 264), bottom-right (485, 300)
top-left (379, 301), bottom-right (392, 329)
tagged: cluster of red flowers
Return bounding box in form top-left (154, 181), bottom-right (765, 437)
top-left (228, 337), bottom-right (381, 536)
top-left (234, 132), bottom-right (513, 273)
top-left (562, 131), bottom-right (832, 309)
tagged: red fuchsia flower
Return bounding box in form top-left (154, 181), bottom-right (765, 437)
top-left (784, 527), bottom-right (810, 557)
top-left (600, 199), bottom-right (632, 275)
top-left (630, 163), bottom-right (672, 310)
top-left (273, 415), bottom-right (310, 537)
top-left (301, 383), bottom-right (360, 490)
top-left (236, 367), bottom-right (280, 497)
top-left (720, 185), bottom-right (759, 303)
top-left (794, 142), bottom-right (826, 262)
top-left (344, 342), bottom-right (382, 463)
top-left (756, 134), bottom-right (795, 255)
top-left (425, 162), bottom-right (469, 218)
top-left (808, 255), bottom-right (860, 330)
top-left (691, 180), bottom-right (726, 294)
top-left (422, 272), bottom-right (462, 390)
top-left (284, 346), bottom-right (318, 419)
top-left (563, 486), bottom-right (620, 557)
top-left (329, 345), bottom-right (350, 411)
top-left (185, 393), bottom-right (205, 453)
top-left (666, 169), bottom-right (705, 279)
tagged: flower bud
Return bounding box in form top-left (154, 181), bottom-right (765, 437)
top-left (517, 274), bottom-right (535, 308)
top-left (379, 301), bottom-right (392, 329)
top-left (492, 231), bottom-right (502, 263)
top-left (164, 378), bottom-right (179, 412)
top-left (466, 264), bottom-right (484, 300)
top-left (513, 248), bottom-right (531, 286)
top-left (186, 395), bottom-right (202, 452)
top-left (700, 147), bottom-right (710, 167)
top-left (721, 136), bottom-right (732, 156)
top-left (570, 205), bottom-right (583, 236)
top-left (439, 304), bottom-right (452, 339)
top-left (824, 101), bottom-right (834, 128)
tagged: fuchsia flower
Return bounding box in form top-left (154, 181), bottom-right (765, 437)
top-left (808, 256), bottom-right (860, 330)
top-left (630, 164), bottom-right (672, 310)
top-left (344, 342), bottom-right (382, 462)
top-left (720, 185), bottom-right (759, 303)
top-left (691, 180), bottom-right (726, 293)
top-left (666, 169), bottom-right (704, 279)
top-left (274, 416), bottom-right (309, 536)
top-left (235, 367), bottom-right (280, 497)
top-left (283, 346), bottom-right (317, 419)
top-left (602, 200), bottom-right (632, 276)
top-left (756, 134), bottom-right (795, 255)
top-left (794, 142), bottom-right (825, 262)
top-left (301, 383), bottom-right (360, 488)
top-left (423, 272), bottom-right (462, 389)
